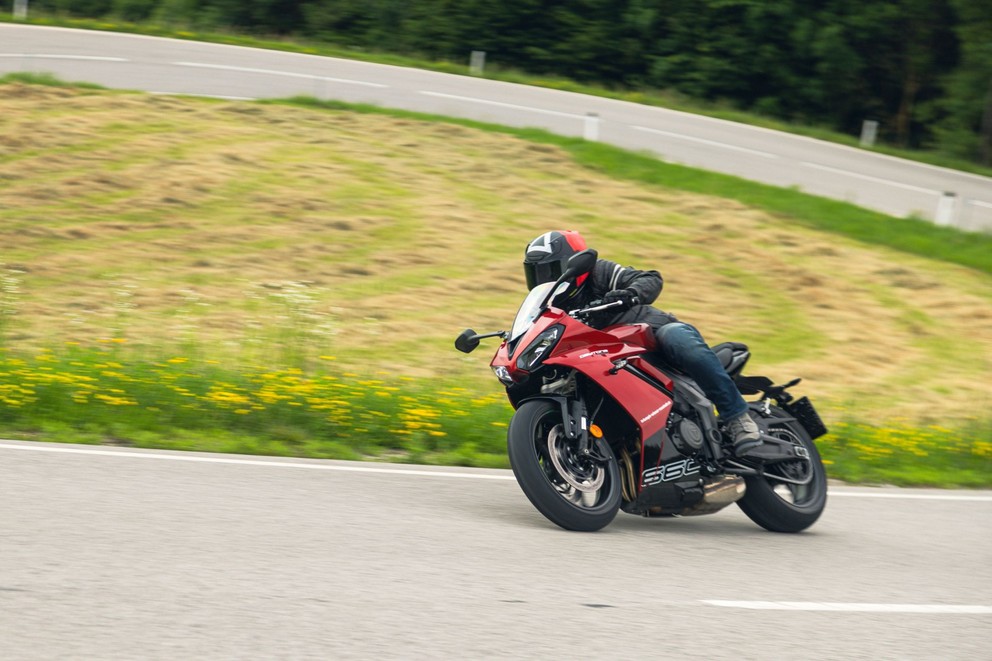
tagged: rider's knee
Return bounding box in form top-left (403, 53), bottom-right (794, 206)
top-left (656, 322), bottom-right (695, 348)
top-left (656, 322), bottom-right (710, 362)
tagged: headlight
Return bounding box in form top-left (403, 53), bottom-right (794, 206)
top-left (516, 325), bottom-right (563, 371)
top-left (492, 365), bottom-right (515, 386)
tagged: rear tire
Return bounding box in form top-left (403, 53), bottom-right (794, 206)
top-left (507, 399), bottom-right (621, 532)
top-left (737, 410), bottom-right (827, 533)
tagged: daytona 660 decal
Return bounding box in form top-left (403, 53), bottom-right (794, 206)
top-left (641, 457), bottom-right (701, 485)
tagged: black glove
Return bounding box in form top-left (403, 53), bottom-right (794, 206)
top-left (601, 288), bottom-right (639, 312)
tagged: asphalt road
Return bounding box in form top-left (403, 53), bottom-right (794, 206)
top-left (1, 440), bottom-right (989, 659)
top-left (2, 23), bottom-right (991, 231)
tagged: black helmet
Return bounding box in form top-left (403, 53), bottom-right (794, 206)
top-left (523, 230), bottom-right (590, 290)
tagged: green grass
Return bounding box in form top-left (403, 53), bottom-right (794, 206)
top-left (1, 347), bottom-right (987, 485)
top-left (4, 14), bottom-right (992, 179)
top-left (274, 96), bottom-right (992, 274)
top-left (821, 421), bottom-right (991, 488)
top-left (0, 71), bottom-right (105, 89)
top-left (0, 346), bottom-right (512, 468)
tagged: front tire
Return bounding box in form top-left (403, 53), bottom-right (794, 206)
top-left (507, 399), bottom-right (621, 532)
top-left (737, 408), bottom-right (827, 533)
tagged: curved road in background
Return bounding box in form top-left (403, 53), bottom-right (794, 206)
top-left (1, 440), bottom-right (990, 659)
top-left (2, 23), bottom-right (991, 232)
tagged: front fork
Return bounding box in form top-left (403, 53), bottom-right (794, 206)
top-left (519, 395), bottom-right (612, 464)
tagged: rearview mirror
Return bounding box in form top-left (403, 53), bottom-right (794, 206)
top-left (562, 249), bottom-right (598, 280)
top-left (455, 328), bottom-right (480, 354)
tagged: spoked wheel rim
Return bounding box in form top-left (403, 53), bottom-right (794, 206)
top-left (763, 425), bottom-right (820, 508)
top-left (535, 419), bottom-right (608, 509)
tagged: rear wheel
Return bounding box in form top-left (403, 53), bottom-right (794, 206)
top-left (737, 409), bottom-right (827, 533)
top-left (507, 399), bottom-right (621, 532)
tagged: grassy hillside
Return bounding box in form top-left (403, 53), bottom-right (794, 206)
top-left (1, 82), bottom-right (989, 484)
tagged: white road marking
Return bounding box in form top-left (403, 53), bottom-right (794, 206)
top-left (617, 89), bottom-right (992, 186)
top-left (801, 161), bottom-right (940, 195)
top-left (633, 125), bottom-right (778, 159)
top-left (970, 199), bottom-right (992, 210)
top-left (420, 91), bottom-right (586, 120)
top-left (704, 600), bottom-right (992, 614)
top-left (172, 61), bottom-right (389, 88)
top-left (828, 491), bottom-right (992, 502)
top-left (1, 441), bottom-right (991, 501)
top-left (0, 442), bottom-right (514, 480)
top-left (0, 53), bottom-right (128, 61)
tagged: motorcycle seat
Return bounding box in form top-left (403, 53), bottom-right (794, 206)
top-left (605, 323), bottom-right (657, 351)
top-left (712, 341), bottom-right (749, 372)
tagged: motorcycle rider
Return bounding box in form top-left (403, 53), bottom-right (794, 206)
top-left (522, 230), bottom-right (762, 456)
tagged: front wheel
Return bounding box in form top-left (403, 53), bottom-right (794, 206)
top-left (507, 399), bottom-right (622, 532)
top-left (737, 408), bottom-right (827, 533)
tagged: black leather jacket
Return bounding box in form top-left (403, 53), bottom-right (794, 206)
top-left (562, 258), bottom-right (678, 329)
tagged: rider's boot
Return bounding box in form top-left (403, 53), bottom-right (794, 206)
top-left (724, 411), bottom-right (762, 457)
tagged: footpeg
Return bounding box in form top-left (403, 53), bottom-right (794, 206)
top-left (744, 433), bottom-right (808, 463)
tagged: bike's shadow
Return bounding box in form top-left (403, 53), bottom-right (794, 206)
top-left (486, 500), bottom-right (786, 537)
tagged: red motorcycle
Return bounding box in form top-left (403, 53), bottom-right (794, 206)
top-left (456, 249), bottom-right (828, 532)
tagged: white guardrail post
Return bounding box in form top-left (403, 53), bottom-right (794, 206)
top-left (860, 120), bottom-right (878, 148)
top-left (469, 51), bottom-right (485, 77)
top-left (584, 112), bottom-right (600, 141)
top-left (934, 191), bottom-right (958, 227)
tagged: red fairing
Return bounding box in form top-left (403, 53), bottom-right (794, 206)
top-left (491, 307), bottom-right (673, 440)
top-left (626, 356), bottom-right (674, 391)
top-left (547, 350), bottom-right (672, 439)
top-left (603, 323), bottom-right (657, 353)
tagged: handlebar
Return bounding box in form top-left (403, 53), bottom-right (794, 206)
top-left (569, 297), bottom-right (638, 319)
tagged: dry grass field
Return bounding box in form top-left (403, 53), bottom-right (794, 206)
top-left (2, 84), bottom-right (990, 427)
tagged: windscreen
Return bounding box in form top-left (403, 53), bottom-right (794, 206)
top-left (510, 281), bottom-right (568, 342)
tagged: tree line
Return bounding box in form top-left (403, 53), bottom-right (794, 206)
top-left (35, 0), bottom-right (992, 165)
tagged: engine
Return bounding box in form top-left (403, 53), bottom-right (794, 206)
top-left (667, 412), bottom-right (705, 456)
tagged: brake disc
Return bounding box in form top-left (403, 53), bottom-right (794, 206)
top-left (547, 426), bottom-right (605, 493)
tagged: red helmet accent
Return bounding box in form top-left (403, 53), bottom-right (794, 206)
top-left (561, 230), bottom-right (587, 252)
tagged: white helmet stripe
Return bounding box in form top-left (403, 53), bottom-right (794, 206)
top-left (527, 232), bottom-right (555, 255)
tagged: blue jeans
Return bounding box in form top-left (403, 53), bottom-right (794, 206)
top-left (655, 322), bottom-right (748, 420)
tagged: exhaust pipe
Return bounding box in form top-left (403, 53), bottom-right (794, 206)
top-left (680, 476), bottom-right (746, 516)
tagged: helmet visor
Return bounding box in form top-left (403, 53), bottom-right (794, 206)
top-left (524, 260), bottom-right (563, 290)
